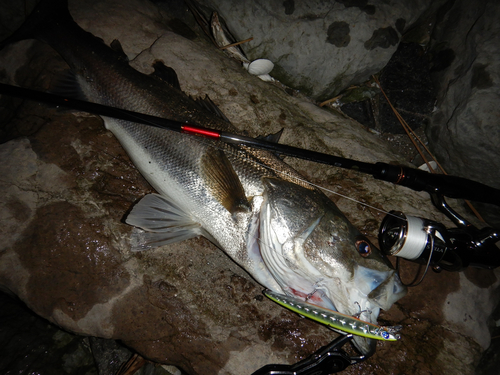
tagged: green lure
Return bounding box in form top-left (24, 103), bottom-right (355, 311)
top-left (264, 289), bottom-right (401, 341)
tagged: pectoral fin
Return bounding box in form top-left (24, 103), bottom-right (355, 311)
top-left (50, 70), bottom-right (86, 101)
top-left (201, 148), bottom-right (251, 215)
top-left (126, 193), bottom-right (203, 251)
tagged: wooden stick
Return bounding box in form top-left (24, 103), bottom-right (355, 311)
top-left (116, 353), bottom-right (148, 375)
top-left (220, 37), bottom-right (254, 50)
top-left (319, 95), bottom-right (342, 107)
top-left (373, 76), bottom-right (485, 222)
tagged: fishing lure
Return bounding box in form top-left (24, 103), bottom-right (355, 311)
top-left (264, 289), bottom-right (402, 341)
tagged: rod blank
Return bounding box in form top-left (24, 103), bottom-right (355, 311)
top-left (1, 83), bottom-right (499, 206)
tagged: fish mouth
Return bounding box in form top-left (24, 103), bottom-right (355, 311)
top-left (289, 268), bottom-right (406, 356)
top-left (258, 246), bottom-right (402, 355)
top-left (258, 233), bottom-right (407, 329)
top-left (284, 278), bottom-right (383, 328)
top-left (368, 270), bottom-right (407, 311)
top-left (354, 265), bottom-right (407, 312)
top-left (258, 205), bottom-right (407, 318)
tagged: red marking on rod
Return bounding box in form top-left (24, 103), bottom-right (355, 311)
top-left (396, 166), bottom-right (405, 184)
top-left (182, 125), bottom-right (221, 139)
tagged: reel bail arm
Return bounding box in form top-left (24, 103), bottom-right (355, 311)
top-left (379, 193), bottom-right (500, 272)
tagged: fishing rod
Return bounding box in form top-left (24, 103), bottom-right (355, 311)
top-left (1, 83), bottom-right (498, 206)
top-left (1, 83), bottom-right (499, 273)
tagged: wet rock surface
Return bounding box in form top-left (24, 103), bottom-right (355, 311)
top-left (0, 0), bottom-right (499, 374)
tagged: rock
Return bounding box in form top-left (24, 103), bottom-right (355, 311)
top-left (89, 337), bottom-right (134, 375)
top-left (426, 0), bottom-right (500, 227)
top-left (339, 42), bottom-right (435, 135)
top-left (475, 299), bottom-right (500, 375)
top-left (0, 290), bottom-right (181, 375)
top-left (189, 0), bottom-right (432, 100)
top-left (0, 0), bottom-right (499, 374)
top-left (0, 292), bottom-right (97, 375)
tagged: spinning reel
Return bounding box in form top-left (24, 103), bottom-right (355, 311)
top-left (379, 194), bottom-right (499, 278)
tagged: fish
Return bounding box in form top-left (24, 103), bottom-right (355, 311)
top-left (1, 0), bottom-right (406, 356)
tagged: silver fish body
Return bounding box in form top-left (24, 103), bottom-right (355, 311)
top-left (2, 0), bottom-right (406, 355)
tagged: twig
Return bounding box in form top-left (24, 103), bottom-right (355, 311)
top-left (220, 37), bottom-right (254, 50)
top-left (116, 353), bottom-right (148, 375)
top-left (373, 75), bottom-right (485, 222)
top-left (319, 95), bottom-right (342, 107)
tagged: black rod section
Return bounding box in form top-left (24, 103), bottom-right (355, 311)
top-left (1, 83), bottom-right (500, 206)
top-left (221, 131), bottom-right (500, 206)
top-left (0, 83), bottom-right (187, 133)
top-left (220, 132), bottom-right (376, 174)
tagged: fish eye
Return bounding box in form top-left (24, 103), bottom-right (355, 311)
top-left (355, 238), bottom-right (372, 257)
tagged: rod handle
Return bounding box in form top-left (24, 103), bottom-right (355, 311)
top-left (374, 162), bottom-right (500, 206)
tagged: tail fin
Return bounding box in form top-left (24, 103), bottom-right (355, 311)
top-left (0, 0), bottom-right (71, 50)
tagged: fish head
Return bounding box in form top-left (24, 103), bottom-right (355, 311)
top-left (260, 177), bottom-right (407, 355)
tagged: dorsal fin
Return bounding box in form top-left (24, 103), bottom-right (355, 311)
top-left (110, 39), bottom-right (129, 62)
top-left (150, 60), bottom-right (181, 90)
top-left (257, 128), bottom-right (286, 159)
top-left (148, 61), bottom-right (231, 123)
top-left (258, 128), bottom-right (284, 143)
top-left (201, 148), bottom-right (251, 215)
top-left (194, 95), bottom-right (231, 123)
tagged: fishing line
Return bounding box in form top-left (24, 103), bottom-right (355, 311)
top-left (188, 133), bottom-right (389, 317)
top-left (2, 84), bottom-right (499, 207)
top-left (395, 227), bottom-right (436, 287)
top-left (160, 132), bottom-right (402, 317)
top-left (0, 81), bottom-right (402, 221)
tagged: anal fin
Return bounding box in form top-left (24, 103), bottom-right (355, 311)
top-left (126, 193), bottom-right (202, 251)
